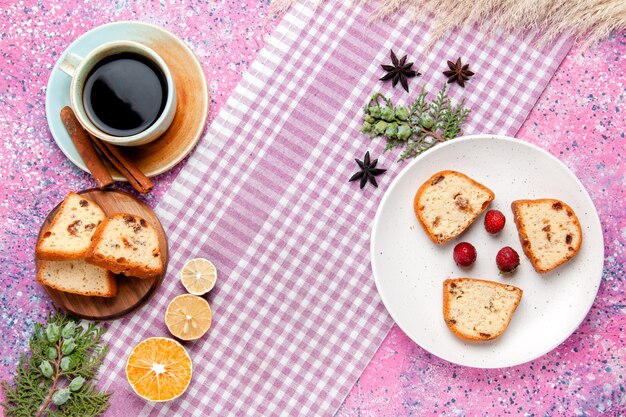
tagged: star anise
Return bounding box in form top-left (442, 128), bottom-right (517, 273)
top-left (443, 57), bottom-right (475, 87)
top-left (380, 50), bottom-right (420, 93)
top-left (349, 151), bottom-right (386, 189)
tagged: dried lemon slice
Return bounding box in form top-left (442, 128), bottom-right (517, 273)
top-left (126, 337), bottom-right (192, 402)
top-left (180, 258), bottom-right (217, 295)
top-left (165, 294), bottom-right (212, 341)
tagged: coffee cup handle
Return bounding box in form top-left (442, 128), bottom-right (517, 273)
top-left (58, 52), bottom-right (83, 77)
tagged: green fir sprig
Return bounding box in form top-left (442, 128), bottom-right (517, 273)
top-left (1, 311), bottom-right (111, 417)
top-left (361, 84), bottom-right (471, 161)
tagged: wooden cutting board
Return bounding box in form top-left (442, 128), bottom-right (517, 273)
top-left (35, 189), bottom-right (169, 320)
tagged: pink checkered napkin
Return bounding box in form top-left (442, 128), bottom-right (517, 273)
top-left (98, 1), bottom-right (571, 415)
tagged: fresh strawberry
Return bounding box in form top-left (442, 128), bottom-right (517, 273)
top-left (453, 242), bottom-right (477, 267)
top-left (496, 246), bottom-right (520, 273)
top-left (484, 210), bottom-right (506, 234)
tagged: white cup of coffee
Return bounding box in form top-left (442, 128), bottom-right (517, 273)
top-left (59, 41), bottom-right (176, 146)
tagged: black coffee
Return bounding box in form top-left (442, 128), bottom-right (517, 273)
top-left (83, 52), bottom-right (167, 137)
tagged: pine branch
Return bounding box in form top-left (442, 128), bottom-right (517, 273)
top-left (64, 323), bottom-right (108, 380)
top-left (427, 83), bottom-right (450, 132)
top-left (361, 83), bottom-right (471, 161)
top-left (1, 311), bottom-right (111, 417)
top-left (409, 86), bottom-right (428, 117)
top-left (49, 384), bottom-right (110, 417)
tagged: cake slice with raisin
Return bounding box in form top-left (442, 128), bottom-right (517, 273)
top-left (36, 192), bottom-right (106, 260)
top-left (85, 213), bottom-right (163, 279)
top-left (511, 199), bottom-right (582, 273)
top-left (37, 259), bottom-right (117, 297)
top-left (414, 171), bottom-right (495, 244)
top-left (443, 278), bottom-right (523, 341)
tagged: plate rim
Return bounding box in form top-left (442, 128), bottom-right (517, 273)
top-left (44, 20), bottom-right (209, 180)
top-left (370, 134), bottom-right (604, 368)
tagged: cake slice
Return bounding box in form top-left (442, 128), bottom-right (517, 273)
top-left (37, 259), bottom-right (117, 297)
top-left (36, 192), bottom-right (106, 260)
top-left (414, 171), bottom-right (495, 244)
top-left (85, 213), bottom-right (163, 279)
top-left (511, 199), bottom-right (582, 273)
top-left (443, 278), bottom-right (523, 341)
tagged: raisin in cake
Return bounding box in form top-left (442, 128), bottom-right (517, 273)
top-left (511, 199), bottom-right (582, 273)
top-left (414, 171), bottom-right (495, 244)
top-left (37, 259), bottom-right (117, 297)
top-left (36, 192), bottom-right (106, 260)
top-left (443, 278), bottom-right (523, 341)
top-left (85, 213), bottom-right (163, 279)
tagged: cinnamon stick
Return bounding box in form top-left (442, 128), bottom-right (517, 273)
top-left (60, 106), bottom-right (114, 189)
top-left (86, 132), bottom-right (154, 194)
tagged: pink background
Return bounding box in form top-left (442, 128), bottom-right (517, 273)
top-left (0, 1), bottom-right (624, 415)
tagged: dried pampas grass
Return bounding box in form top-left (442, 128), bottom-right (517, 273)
top-left (270, 0), bottom-right (626, 47)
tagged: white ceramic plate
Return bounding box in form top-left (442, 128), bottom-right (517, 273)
top-left (371, 135), bottom-right (603, 368)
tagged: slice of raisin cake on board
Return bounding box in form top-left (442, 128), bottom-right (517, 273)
top-left (85, 213), bottom-right (163, 279)
top-left (511, 199), bottom-right (582, 273)
top-left (443, 278), bottom-right (523, 341)
top-left (414, 171), bottom-right (495, 244)
top-left (37, 259), bottom-right (117, 298)
top-left (36, 192), bottom-right (106, 260)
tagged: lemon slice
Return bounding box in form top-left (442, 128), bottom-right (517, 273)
top-left (126, 337), bottom-right (192, 402)
top-left (180, 258), bottom-right (217, 295)
top-left (165, 294), bottom-right (212, 341)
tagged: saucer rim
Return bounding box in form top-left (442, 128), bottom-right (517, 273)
top-left (45, 21), bottom-right (209, 180)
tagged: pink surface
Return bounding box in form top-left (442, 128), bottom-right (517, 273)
top-left (0, 0), bottom-right (624, 415)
